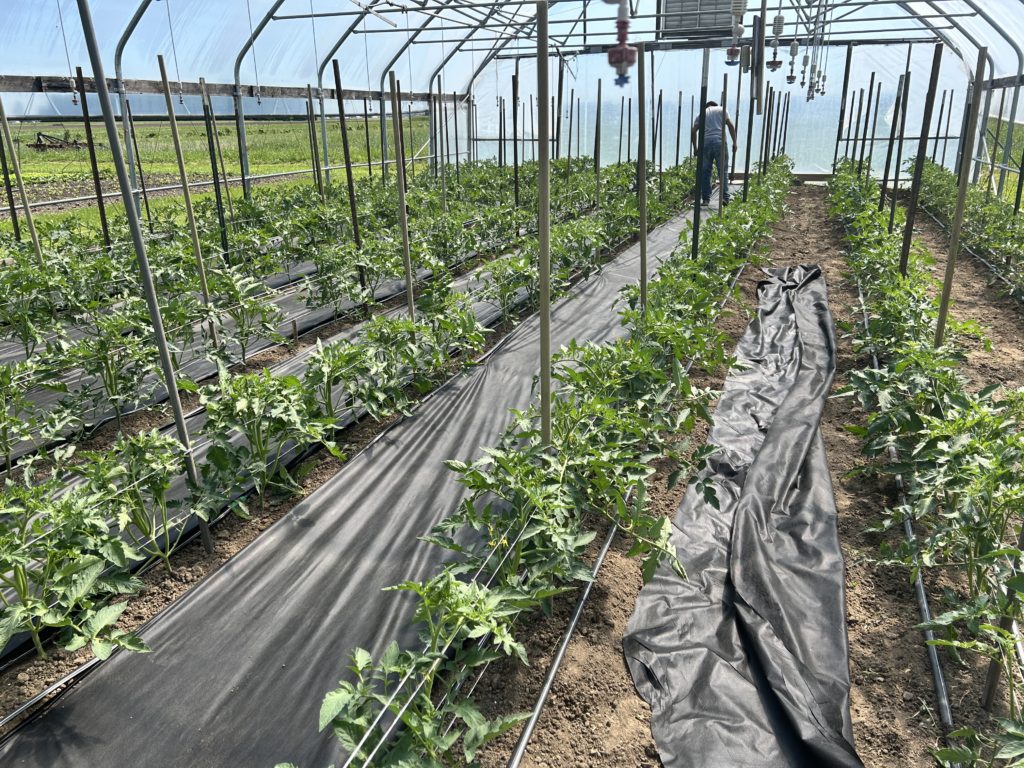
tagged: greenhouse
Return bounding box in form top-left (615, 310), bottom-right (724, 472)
top-left (1, 0), bottom-right (1024, 766)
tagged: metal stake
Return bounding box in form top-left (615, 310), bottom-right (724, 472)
top-left (833, 43), bottom-right (854, 167)
top-left (200, 80), bottom-right (229, 255)
top-left (513, 75), bottom-right (520, 206)
top-left (674, 90), bottom-right (683, 167)
top-left (857, 73), bottom-right (876, 174)
top-left (889, 63), bottom-right (913, 233)
top-left (865, 82), bottom-right (882, 176)
top-left (0, 120), bottom-right (20, 241)
top-left (389, 71), bottom-right (416, 324)
top-left (618, 95), bottom-right (624, 164)
top-left (536, 0), bottom-right (551, 446)
top-left (935, 46), bottom-right (986, 347)
top-left (158, 54), bottom-right (218, 349)
top-left (692, 49), bottom-right (709, 260)
top-left (125, 100), bottom-right (154, 233)
top-left (879, 73), bottom-right (907, 211)
top-left (332, 61), bottom-right (368, 308)
top-left (74, 67), bottom-right (112, 250)
top-left (932, 89), bottom-right (948, 162)
top-left (941, 89), bottom-right (955, 168)
top-left (77, 0), bottom-right (213, 554)
top-left (899, 43), bottom-right (944, 277)
top-left (594, 79), bottom-right (602, 207)
top-left (638, 42), bottom-right (648, 313)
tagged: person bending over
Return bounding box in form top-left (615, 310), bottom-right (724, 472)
top-left (691, 100), bottom-right (738, 205)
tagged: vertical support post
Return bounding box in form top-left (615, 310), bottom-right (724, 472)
top-left (899, 43), bottom-right (944, 277)
top-left (530, 94), bottom-right (536, 162)
top-left (857, 72), bottom-right (876, 174)
top-left (77, 0), bottom-right (213, 554)
top-left (879, 73), bottom-right (907, 211)
top-left (833, 43), bottom-right (854, 168)
top-left (627, 97), bottom-right (633, 162)
top-left (125, 100), bottom-right (154, 232)
top-left (782, 93), bottom-right (792, 155)
top-left (0, 119), bottom-right (20, 241)
top-left (936, 47), bottom-right (986, 347)
top-left (941, 89), bottom-right (955, 168)
top-left (363, 97), bottom-right (373, 180)
top-left (0, 96), bottom-right (42, 264)
top-left (537, 0), bottom-right (552, 446)
top-left (452, 92), bottom-right (461, 184)
top-left (674, 90), bottom-right (683, 167)
top-left (637, 42), bottom-right (648, 313)
top-left (890, 65), bottom-right (913, 232)
top-left (407, 100), bottom-right (416, 179)
top-left (932, 90), bottom-right (948, 161)
top-left (233, 89), bottom-right (251, 200)
top-left (866, 82), bottom-right (882, 177)
top-left (618, 95), bottom-right (625, 164)
top-left (576, 98), bottom-right (581, 159)
top-left (443, 94), bottom-right (452, 185)
top-left (852, 88), bottom-right (866, 172)
top-left (158, 55), bottom-right (218, 347)
top-left (319, 89), bottom-right (331, 189)
top-left (689, 94), bottom-right (695, 159)
top-left (742, 56), bottom-right (756, 202)
top-left (76, 67), bottom-right (111, 250)
top-left (567, 87), bottom-right (575, 161)
top-left (332, 61), bottom-right (368, 307)
top-left (389, 71), bottom-right (416, 324)
top-left (845, 90), bottom-right (860, 159)
top-left (719, 74), bottom-right (728, 215)
top-left (1015, 141), bottom-right (1024, 215)
top-left (555, 57), bottom-right (565, 160)
top-left (513, 75), bottom-right (520, 207)
top-left (206, 88), bottom-right (236, 230)
top-left (760, 87), bottom-right (774, 177)
top-left (988, 87), bottom-right (1008, 198)
top-left (692, 49), bottom-right (710, 260)
top-left (658, 91), bottom-right (665, 199)
top-left (200, 79), bottom-right (229, 255)
top-left (380, 91), bottom-right (389, 185)
top-left (594, 79), bottom-right (602, 208)
top-left (306, 86), bottom-right (325, 201)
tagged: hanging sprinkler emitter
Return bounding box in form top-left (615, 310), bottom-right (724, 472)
top-left (604, 0), bottom-right (637, 87)
top-left (767, 39), bottom-right (782, 72)
top-left (726, 2), bottom-right (748, 68)
top-left (70, 78), bottom-right (79, 106)
top-left (786, 40), bottom-right (799, 84)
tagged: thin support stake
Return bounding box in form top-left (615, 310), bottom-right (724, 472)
top-left (388, 71), bottom-right (416, 324)
top-left (0, 121), bottom-right (20, 241)
top-left (200, 79), bottom-right (229, 255)
top-left (513, 75), bottom-right (520, 206)
top-left (76, 66), bottom-right (111, 250)
top-left (935, 47), bottom-right (986, 347)
top-left (865, 82), bottom-right (882, 176)
top-left (889, 59), bottom-right (913, 232)
top-left (594, 79), bottom-right (603, 207)
top-left (899, 43), bottom-right (944, 276)
top-left (331, 60), bottom-right (368, 310)
top-left (693, 49), bottom-right (709, 259)
top-left (126, 100), bottom-right (154, 233)
top-left (76, 0), bottom-right (213, 554)
top-left (833, 43), bottom-right (853, 167)
top-left (879, 73), bottom-right (907, 211)
top-left (637, 42), bottom-right (648, 314)
top-left (158, 54), bottom-right (218, 352)
top-left (537, 0), bottom-right (551, 446)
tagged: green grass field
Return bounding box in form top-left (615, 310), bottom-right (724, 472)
top-left (6, 114), bottom-right (433, 186)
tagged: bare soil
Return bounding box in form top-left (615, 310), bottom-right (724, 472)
top-left (473, 185), bottom-right (1021, 768)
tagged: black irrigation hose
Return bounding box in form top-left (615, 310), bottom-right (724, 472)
top-left (507, 190), bottom-right (746, 767)
top-left (852, 275), bottom-right (959, 766)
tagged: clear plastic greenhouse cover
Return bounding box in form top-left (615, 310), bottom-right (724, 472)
top-left (3, 0), bottom-right (1023, 93)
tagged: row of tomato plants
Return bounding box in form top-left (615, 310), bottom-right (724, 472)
top-left (0, 159), bottom-right (636, 473)
top-left (305, 159), bottom-right (794, 768)
top-left (828, 159), bottom-right (1024, 766)
top-left (918, 160), bottom-right (1024, 291)
top-left (0, 160), bottom-right (695, 668)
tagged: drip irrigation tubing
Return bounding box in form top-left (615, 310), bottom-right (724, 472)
top-left (505, 186), bottom-right (746, 768)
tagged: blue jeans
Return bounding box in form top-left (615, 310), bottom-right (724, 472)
top-left (701, 140), bottom-right (729, 203)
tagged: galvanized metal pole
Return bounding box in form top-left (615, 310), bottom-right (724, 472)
top-left (75, 66), bottom-right (111, 250)
top-left (306, 85), bottom-right (326, 201)
top-left (125, 100), bottom-right (154, 232)
top-left (834, 44), bottom-right (854, 168)
top-left (555, 56), bottom-right (565, 160)
top-left (389, 71), bottom-right (416, 324)
top-left (935, 47), bottom-right (986, 347)
top-left (567, 87), bottom-right (575, 161)
top-left (899, 43), bottom-right (944, 277)
top-left (206, 86), bottom-right (236, 230)
top-left (879, 73), bottom-right (907, 211)
top-left (530, 94), bottom-right (536, 162)
top-left (851, 89), bottom-right (866, 171)
top-left (536, 0), bottom-right (552, 447)
top-left (363, 97), bottom-right (374, 180)
top-left (452, 92), bottom-right (461, 184)
top-left (0, 96), bottom-right (42, 264)
top-left (618, 96), bottom-right (625, 163)
top-left (637, 42), bottom-right (648, 313)
top-left (1015, 142), bottom-right (1024, 215)
top-left (233, 91), bottom-right (251, 200)
top-left (77, 0), bottom-right (213, 554)
top-left (158, 55), bottom-right (219, 348)
top-left (742, 54), bottom-right (756, 202)
top-left (407, 100), bottom-right (416, 179)
top-left (692, 49), bottom-right (710, 260)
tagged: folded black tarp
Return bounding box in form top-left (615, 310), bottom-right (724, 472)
top-left (623, 265), bottom-right (863, 768)
top-left (0, 214), bottom-right (694, 768)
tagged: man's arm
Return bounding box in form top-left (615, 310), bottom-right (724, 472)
top-left (726, 116), bottom-right (738, 150)
top-left (691, 123), bottom-right (699, 153)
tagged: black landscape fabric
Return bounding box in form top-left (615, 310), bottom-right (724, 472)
top-left (623, 265), bottom-right (863, 768)
top-left (0, 213), bottom-right (695, 768)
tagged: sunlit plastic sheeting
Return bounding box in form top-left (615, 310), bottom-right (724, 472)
top-left (903, 0), bottom-right (1024, 79)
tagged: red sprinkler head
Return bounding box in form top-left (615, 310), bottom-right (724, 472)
top-left (606, 0), bottom-right (637, 86)
top-left (726, 45), bottom-right (741, 66)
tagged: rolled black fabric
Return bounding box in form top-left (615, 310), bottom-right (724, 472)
top-left (623, 265), bottom-right (862, 768)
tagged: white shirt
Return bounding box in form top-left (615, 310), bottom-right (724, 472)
top-left (695, 106), bottom-right (730, 142)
